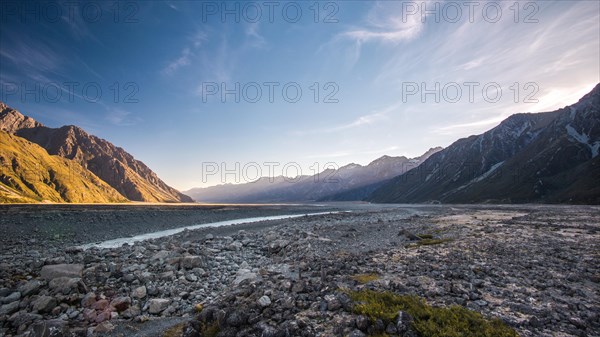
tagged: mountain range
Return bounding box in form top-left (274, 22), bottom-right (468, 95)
top-left (0, 102), bottom-right (192, 203)
top-left (369, 83), bottom-right (600, 204)
top-left (186, 84), bottom-right (599, 204)
top-left (1, 83), bottom-right (598, 204)
top-left (183, 148), bottom-right (442, 203)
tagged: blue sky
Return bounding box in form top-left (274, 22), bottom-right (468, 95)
top-left (1, 0), bottom-right (599, 189)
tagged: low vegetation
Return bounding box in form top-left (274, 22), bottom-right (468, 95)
top-left (347, 289), bottom-right (518, 337)
top-left (408, 237), bottom-right (453, 248)
top-left (351, 273), bottom-right (381, 284)
top-left (162, 323), bottom-right (185, 337)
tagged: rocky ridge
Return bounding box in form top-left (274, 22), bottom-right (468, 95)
top-left (0, 102), bottom-right (192, 203)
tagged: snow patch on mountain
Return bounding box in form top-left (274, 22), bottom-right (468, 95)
top-left (566, 124), bottom-right (599, 158)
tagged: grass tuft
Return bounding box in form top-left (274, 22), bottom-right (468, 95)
top-left (201, 322), bottom-right (220, 337)
top-left (346, 289), bottom-right (518, 337)
top-left (351, 273), bottom-right (381, 284)
top-left (408, 238), bottom-right (452, 248)
top-left (162, 323), bottom-right (184, 337)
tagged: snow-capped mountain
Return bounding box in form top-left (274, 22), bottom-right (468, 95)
top-left (369, 83), bottom-right (600, 204)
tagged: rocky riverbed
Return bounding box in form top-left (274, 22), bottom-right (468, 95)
top-left (0, 204), bottom-right (598, 337)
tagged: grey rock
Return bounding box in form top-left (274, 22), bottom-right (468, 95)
top-left (325, 294), bottom-right (341, 311)
top-left (110, 296), bottom-right (131, 312)
top-left (396, 311), bottom-right (413, 333)
top-left (474, 300), bottom-right (488, 307)
top-left (233, 269), bottom-right (258, 285)
top-left (32, 295), bottom-right (57, 313)
top-left (356, 315), bottom-right (369, 331)
top-left (132, 286), bottom-right (147, 299)
top-left (18, 280), bottom-right (43, 297)
top-left (9, 312), bottom-right (42, 328)
top-left (121, 305), bottom-right (141, 319)
top-left (81, 293), bottom-right (96, 308)
top-left (349, 330), bottom-right (367, 337)
top-left (48, 277), bottom-right (80, 295)
top-left (27, 319), bottom-right (67, 337)
top-left (40, 264), bottom-right (83, 280)
top-left (181, 256), bottom-right (204, 269)
top-left (0, 292), bottom-right (20, 304)
top-left (148, 298), bottom-right (170, 314)
top-left (226, 310), bottom-right (247, 327)
top-left (151, 250), bottom-right (170, 261)
top-left (258, 296), bottom-right (271, 307)
top-left (0, 301), bottom-right (20, 315)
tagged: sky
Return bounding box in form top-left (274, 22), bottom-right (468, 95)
top-left (0, 0), bottom-right (599, 190)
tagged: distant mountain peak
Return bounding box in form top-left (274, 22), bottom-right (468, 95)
top-left (369, 83), bottom-right (600, 204)
top-left (0, 101), bottom-right (192, 203)
top-left (0, 103), bottom-right (43, 133)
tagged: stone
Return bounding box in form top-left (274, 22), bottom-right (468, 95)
top-left (0, 292), bottom-right (20, 304)
top-left (151, 250), bottom-right (170, 261)
top-left (186, 273), bottom-right (198, 282)
top-left (92, 299), bottom-right (109, 311)
top-left (110, 296), bottom-right (131, 312)
top-left (121, 305), bottom-right (141, 319)
top-left (181, 256), bottom-right (204, 269)
top-left (27, 319), bottom-right (67, 336)
top-left (386, 323), bottom-right (398, 334)
top-left (325, 294), bottom-right (341, 311)
top-left (396, 311), bottom-right (413, 333)
top-left (32, 296), bottom-right (57, 313)
top-left (0, 301), bottom-right (20, 315)
top-left (205, 234), bottom-right (214, 240)
top-left (226, 310), bottom-right (247, 327)
top-left (148, 299), bottom-right (170, 314)
top-left (233, 269), bottom-right (258, 285)
top-left (49, 277), bottom-right (80, 295)
top-left (96, 309), bottom-right (112, 323)
top-left (81, 293), bottom-right (96, 308)
top-left (95, 321), bottom-right (115, 333)
top-left (474, 300), bottom-right (488, 307)
top-left (349, 330), bottom-right (367, 337)
top-left (356, 315), bottom-right (369, 331)
top-left (40, 264), bottom-right (83, 280)
top-left (9, 312), bottom-right (42, 329)
top-left (18, 280), bottom-right (43, 297)
top-left (132, 286), bottom-right (147, 299)
top-left (258, 296), bottom-right (271, 307)
top-left (83, 308), bottom-right (97, 322)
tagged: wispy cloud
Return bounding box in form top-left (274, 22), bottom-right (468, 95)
top-left (105, 107), bottom-right (142, 127)
top-left (244, 23), bottom-right (266, 48)
top-left (340, 1), bottom-right (426, 44)
top-left (292, 101), bottom-right (403, 136)
top-left (162, 48), bottom-right (192, 75)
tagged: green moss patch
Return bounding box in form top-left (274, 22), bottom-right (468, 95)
top-left (408, 238), bottom-right (452, 248)
top-left (351, 273), bottom-right (381, 284)
top-left (347, 290), bottom-right (518, 337)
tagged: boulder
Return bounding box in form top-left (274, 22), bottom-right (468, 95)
top-left (40, 264), bottom-right (83, 280)
top-left (148, 299), bottom-right (170, 314)
top-left (32, 296), bottom-right (57, 313)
